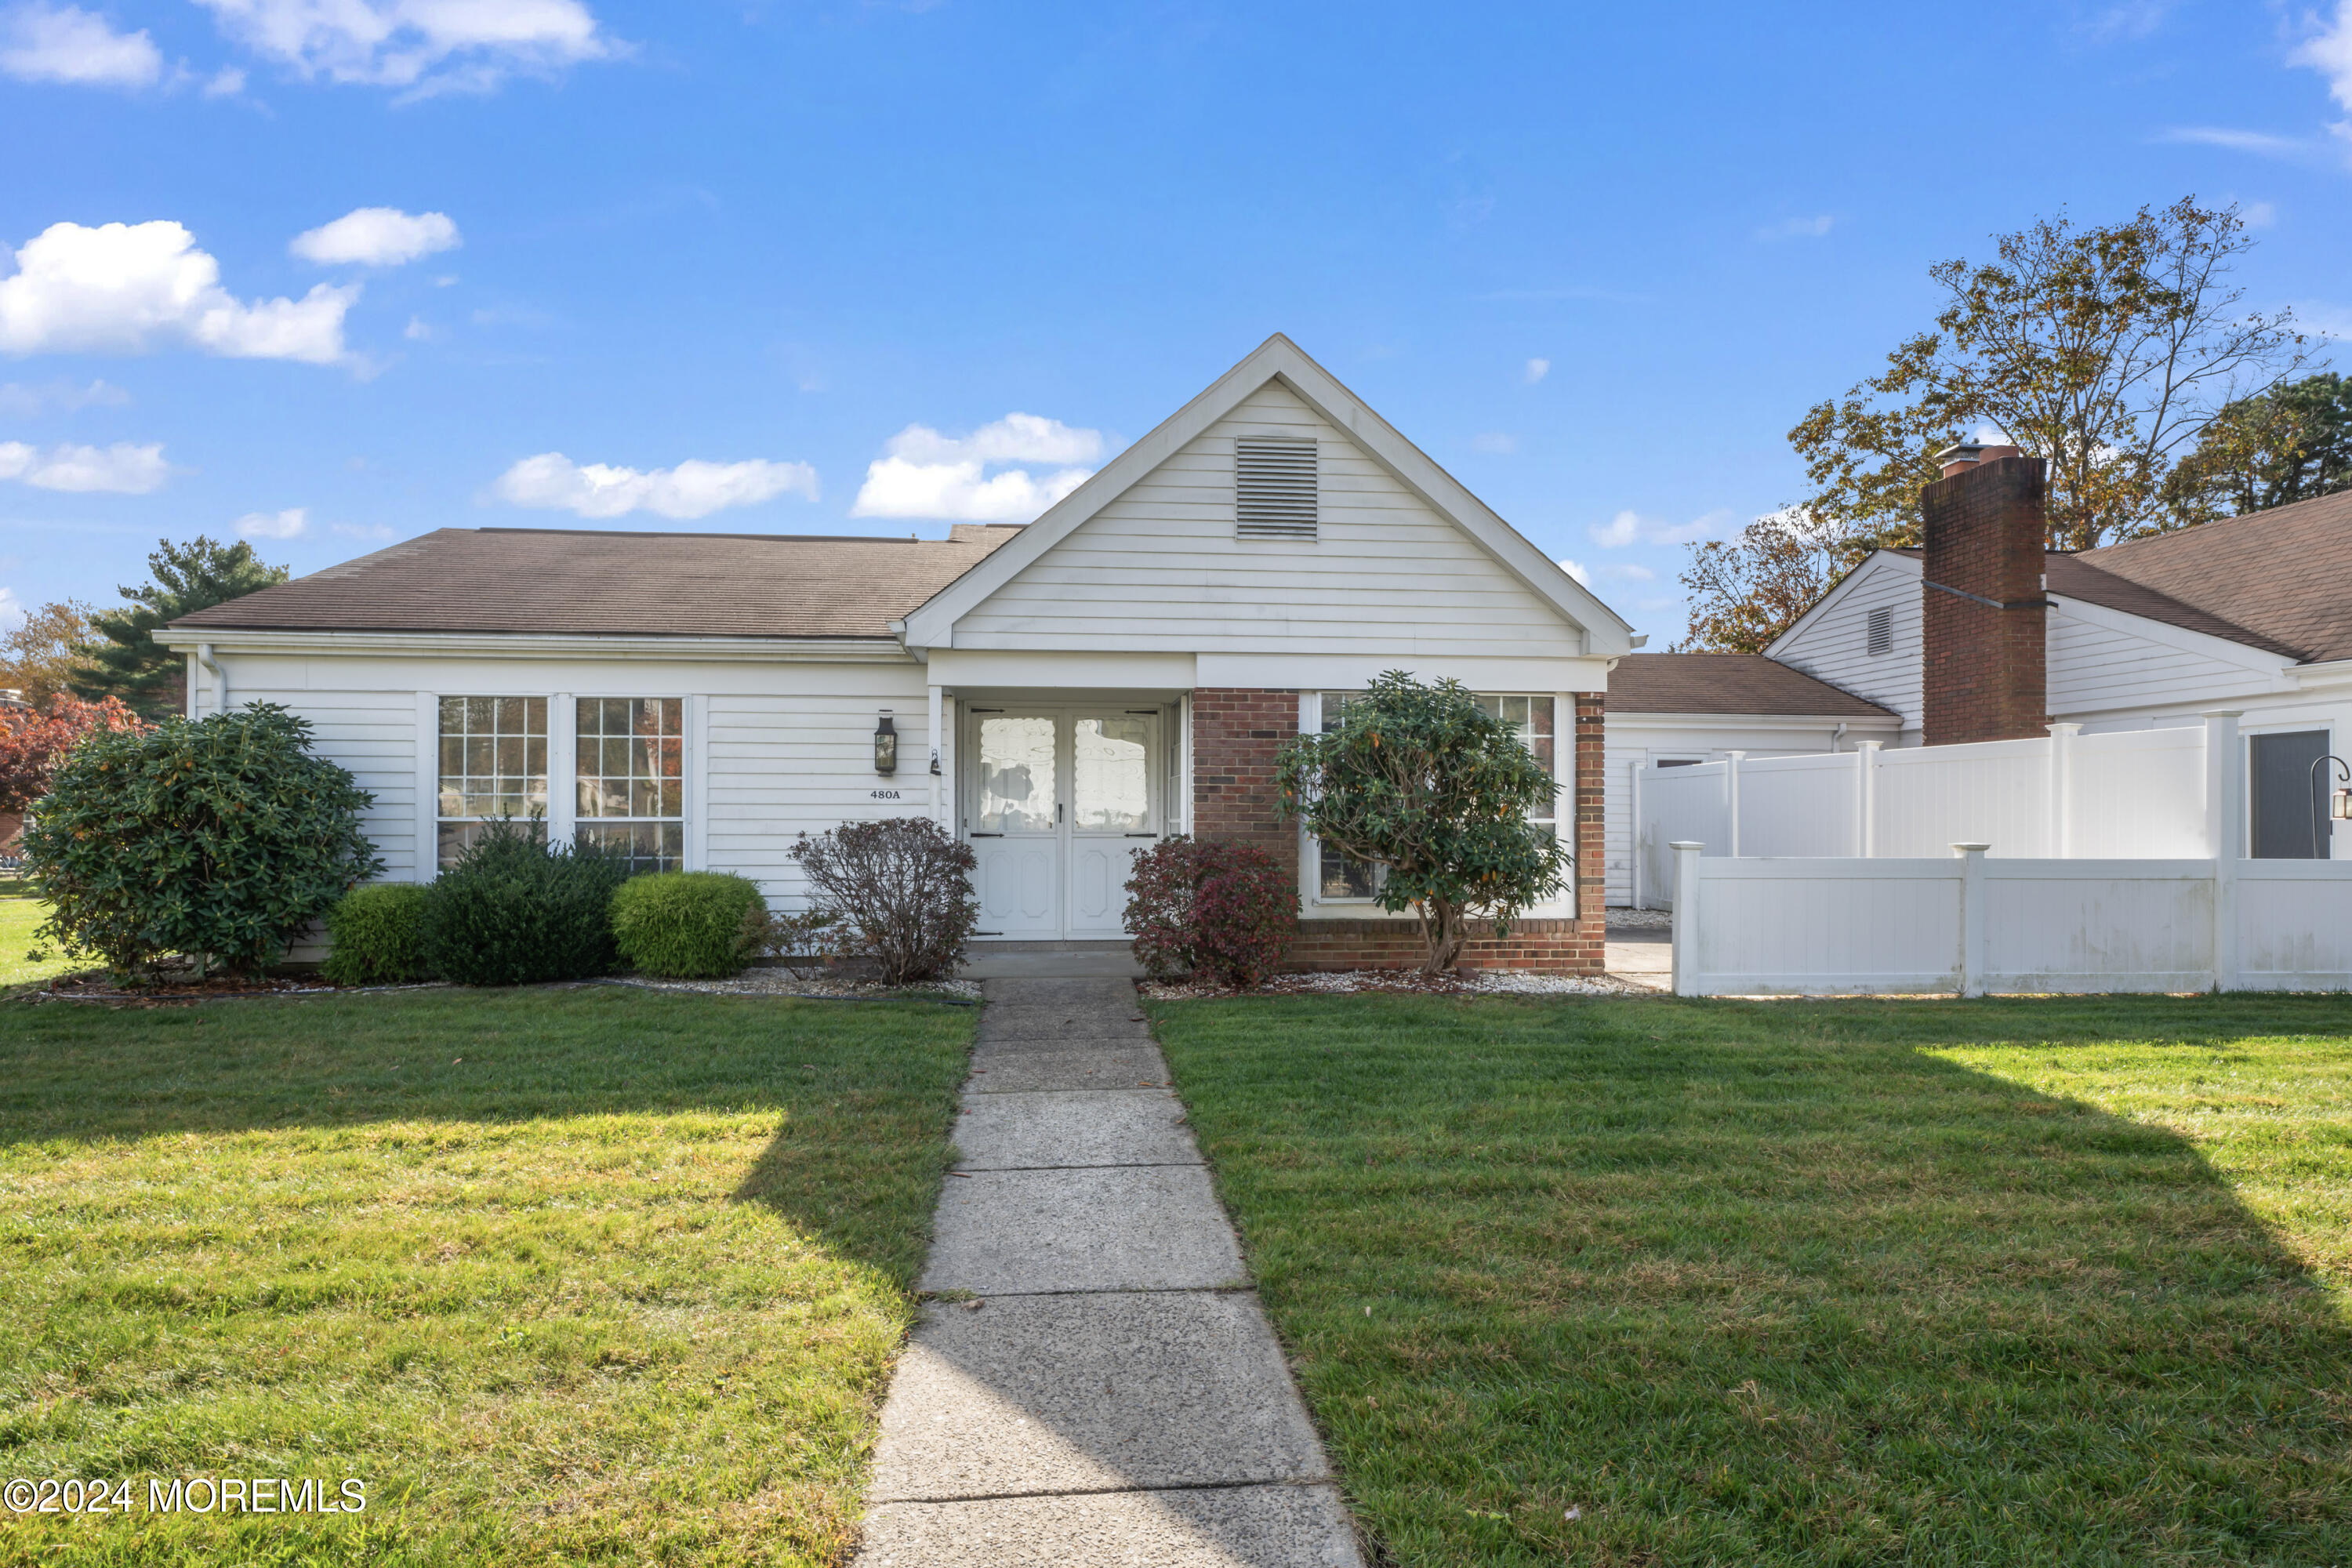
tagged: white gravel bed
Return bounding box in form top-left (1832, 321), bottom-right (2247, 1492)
top-left (603, 973), bottom-right (981, 1001)
top-left (1603, 907), bottom-right (1673, 929)
top-left (1142, 967), bottom-right (1653, 1000)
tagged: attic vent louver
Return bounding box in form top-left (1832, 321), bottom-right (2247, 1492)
top-left (1867, 605), bottom-right (1893, 656)
top-left (1235, 437), bottom-right (1318, 539)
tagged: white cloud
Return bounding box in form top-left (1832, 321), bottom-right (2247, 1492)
top-left (880, 412), bottom-right (1105, 467)
top-left (0, 376), bottom-right (127, 415)
top-left (1558, 557), bottom-right (1589, 586)
top-left (2241, 200), bottom-right (2278, 228)
top-left (1588, 507), bottom-right (1731, 548)
top-left (1523, 357), bottom-right (1549, 384)
top-left (0, 2), bottom-right (162, 88)
top-left (492, 452), bottom-right (819, 521)
top-left (403, 314), bottom-right (434, 340)
top-left (2291, 2), bottom-right (2352, 113)
top-left (0, 220), bottom-right (356, 364)
top-left (1472, 432), bottom-right (1517, 455)
top-left (234, 506), bottom-right (307, 538)
top-left (0, 438), bottom-right (169, 492)
top-left (0, 586), bottom-right (21, 626)
top-left (292, 207), bottom-right (460, 267)
top-left (851, 412), bottom-right (1108, 522)
top-left (332, 520), bottom-right (394, 540)
top-left (2158, 125), bottom-right (2310, 158)
top-left (202, 63), bottom-right (244, 96)
top-left (1757, 214), bottom-right (1835, 241)
top-left (1604, 562), bottom-right (1657, 582)
top-left (194, 0), bottom-right (619, 97)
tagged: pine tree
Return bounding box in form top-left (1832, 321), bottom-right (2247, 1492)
top-left (71, 538), bottom-right (289, 717)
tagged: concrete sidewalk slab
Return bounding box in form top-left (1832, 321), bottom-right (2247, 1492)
top-left (978, 1009), bottom-right (1153, 1044)
top-left (972, 1031), bottom-right (1160, 1057)
top-left (867, 1291), bottom-right (1327, 1501)
top-left (965, 1048), bottom-right (1172, 1093)
top-left (953, 1091), bottom-right (1200, 1171)
top-left (920, 1165), bottom-right (1246, 1294)
top-left (858, 1483), bottom-right (1363, 1566)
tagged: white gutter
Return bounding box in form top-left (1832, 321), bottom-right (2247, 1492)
top-left (153, 629), bottom-right (917, 663)
top-left (197, 642), bottom-right (225, 716)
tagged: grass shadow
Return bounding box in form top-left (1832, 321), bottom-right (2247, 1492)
top-left (1148, 990), bottom-right (2352, 1566)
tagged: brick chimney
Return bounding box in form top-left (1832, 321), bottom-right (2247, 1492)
top-left (1920, 443), bottom-right (2048, 746)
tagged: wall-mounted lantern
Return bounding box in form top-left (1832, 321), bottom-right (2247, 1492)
top-left (873, 711), bottom-right (898, 775)
top-left (2334, 788), bottom-right (2352, 823)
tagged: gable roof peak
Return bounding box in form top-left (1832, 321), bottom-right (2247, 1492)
top-left (898, 335), bottom-right (1635, 655)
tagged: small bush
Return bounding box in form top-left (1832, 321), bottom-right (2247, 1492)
top-left (1125, 835), bottom-right (1297, 989)
top-left (24, 702), bottom-right (381, 976)
top-left (612, 871), bottom-right (768, 978)
top-left (789, 818), bottom-right (978, 986)
top-left (742, 905), bottom-right (840, 974)
top-left (423, 819), bottom-right (629, 986)
top-left (321, 882), bottom-right (432, 985)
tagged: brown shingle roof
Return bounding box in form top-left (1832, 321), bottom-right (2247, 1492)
top-left (1610, 652), bottom-right (1895, 718)
top-left (2067, 490), bottom-right (2352, 662)
top-left (169, 524), bottom-right (1026, 639)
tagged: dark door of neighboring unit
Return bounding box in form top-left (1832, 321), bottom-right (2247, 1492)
top-left (2249, 730), bottom-right (2333, 859)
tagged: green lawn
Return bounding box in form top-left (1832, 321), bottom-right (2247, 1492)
top-left (1146, 993), bottom-right (2352, 1567)
top-left (0, 986), bottom-right (975, 1566)
top-left (0, 877), bottom-right (78, 990)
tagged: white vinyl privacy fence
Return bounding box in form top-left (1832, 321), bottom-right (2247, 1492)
top-left (1667, 844), bottom-right (2352, 996)
top-left (1632, 720), bottom-right (2218, 906)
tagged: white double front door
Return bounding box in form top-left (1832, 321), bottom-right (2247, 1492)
top-left (964, 707), bottom-right (1167, 938)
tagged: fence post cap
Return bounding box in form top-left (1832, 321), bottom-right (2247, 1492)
top-left (2198, 710), bottom-right (2245, 720)
top-left (1951, 841), bottom-right (1991, 855)
top-left (1668, 840), bottom-right (1704, 851)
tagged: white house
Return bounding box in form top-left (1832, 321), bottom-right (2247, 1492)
top-left (1617, 446), bottom-right (2352, 871)
top-left (161, 335), bottom-right (1633, 971)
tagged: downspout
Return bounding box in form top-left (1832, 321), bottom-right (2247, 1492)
top-left (1830, 721), bottom-right (1848, 753)
top-left (197, 643), bottom-right (225, 717)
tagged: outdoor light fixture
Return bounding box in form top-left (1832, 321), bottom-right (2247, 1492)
top-left (2313, 753), bottom-right (2350, 851)
top-left (873, 712), bottom-right (898, 775)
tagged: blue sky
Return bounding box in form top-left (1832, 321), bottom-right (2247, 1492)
top-left (2, 0), bottom-right (2348, 647)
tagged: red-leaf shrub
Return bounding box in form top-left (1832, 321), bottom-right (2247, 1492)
top-left (1124, 835), bottom-right (1298, 989)
top-left (0, 694), bottom-right (147, 814)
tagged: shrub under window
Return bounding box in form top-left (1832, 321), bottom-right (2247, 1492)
top-left (422, 818), bottom-right (628, 986)
top-left (611, 870), bottom-right (768, 978)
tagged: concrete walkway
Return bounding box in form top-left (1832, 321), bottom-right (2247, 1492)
top-left (855, 976), bottom-right (1362, 1567)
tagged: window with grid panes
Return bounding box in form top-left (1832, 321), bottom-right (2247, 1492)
top-left (575, 697), bottom-right (684, 874)
top-left (436, 696), bottom-right (549, 869)
top-left (1312, 691), bottom-right (1556, 901)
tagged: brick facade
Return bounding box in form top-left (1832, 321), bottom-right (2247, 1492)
top-left (1188, 687), bottom-right (1607, 975)
top-left (1921, 454), bottom-right (2049, 746)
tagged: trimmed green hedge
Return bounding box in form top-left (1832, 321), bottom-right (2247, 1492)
top-left (611, 871), bottom-right (768, 978)
top-left (321, 882), bottom-right (432, 985)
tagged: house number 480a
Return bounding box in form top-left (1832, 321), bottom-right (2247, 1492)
top-left (869, 789), bottom-right (902, 800)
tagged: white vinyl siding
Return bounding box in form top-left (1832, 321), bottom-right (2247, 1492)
top-left (1769, 555), bottom-right (1924, 736)
top-left (953, 379), bottom-right (1581, 658)
top-left (2046, 604), bottom-right (2285, 718)
top-left (191, 677), bottom-right (422, 884)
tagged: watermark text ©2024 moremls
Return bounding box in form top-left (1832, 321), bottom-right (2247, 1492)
top-left (5, 1477), bottom-right (367, 1515)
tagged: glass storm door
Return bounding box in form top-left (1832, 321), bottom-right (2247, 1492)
top-left (964, 709), bottom-right (1165, 938)
top-left (969, 713), bottom-right (1061, 936)
top-left (1068, 713), bottom-right (1161, 935)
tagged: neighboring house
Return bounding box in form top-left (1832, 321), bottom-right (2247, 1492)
top-left (1635, 445), bottom-right (2352, 868)
top-left (1598, 653), bottom-right (1899, 907)
top-left (159, 335), bottom-right (1635, 971)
